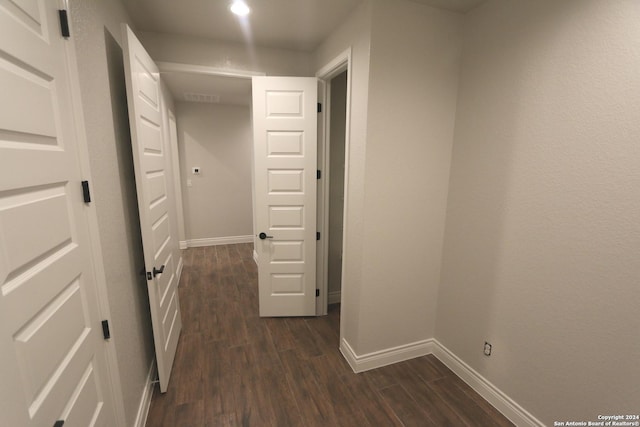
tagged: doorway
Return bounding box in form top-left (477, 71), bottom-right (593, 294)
top-left (158, 63), bottom-right (264, 250)
top-left (316, 49), bottom-right (352, 322)
top-left (158, 60), bottom-right (352, 321)
top-left (327, 70), bottom-right (348, 306)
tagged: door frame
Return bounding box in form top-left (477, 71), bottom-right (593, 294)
top-left (315, 48), bottom-right (352, 318)
top-left (167, 109), bottom-right (187, 249)
top-left (59, 1), bottom-right (126, 424)
top-left (155, 62), bottom-right (265, 253)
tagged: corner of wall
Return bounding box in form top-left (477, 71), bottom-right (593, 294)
top-left (312, 0), bottom-right (373, 356)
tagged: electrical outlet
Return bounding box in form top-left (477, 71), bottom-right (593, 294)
top-left (192, 167), bottom-right (201, 175)
top-left (484, 341), bottom-right (492, 356)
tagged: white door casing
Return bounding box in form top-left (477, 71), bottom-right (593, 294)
top-left (167, 110), bottom-right (186, 248)
top-left (316, 78), bottom-right (327, 315)
top-left (121, 24), bottom-right (182, 393)
top-left (0, 1), bottom-right (116, 426)
top-left (252, 77), bottom-right (318, 317)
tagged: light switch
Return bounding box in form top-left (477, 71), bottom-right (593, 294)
top-left (187, 179), bottom-right (192, 187)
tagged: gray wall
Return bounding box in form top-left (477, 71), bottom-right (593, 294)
top-left (69, 2), bottom-right (154, 425)
top-left (437, 0), bottom-right (640, 424)
top-left (177, 102), bottom-right (253, 242)
top-left (313, 0), bottom-right (372, 353)
top-left (356, 0), bottom-right (462, 354)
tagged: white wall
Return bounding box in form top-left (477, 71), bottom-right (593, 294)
top-left (355, 0), bottom-right (462, 355)
top-left (314, 0), bottom-right (462, 359)
top-left (138, 31), bottom-right (314, 76)
top-left (437, 0), bottom-right (640, 424)
top-left (314, 0), bottom-right (372, 352)
top-left (68, 2), bottom-right (154, 425)
top-left (177, 103), bottom-right (253, 242)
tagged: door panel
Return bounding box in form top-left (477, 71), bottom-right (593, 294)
top-left (0, 1), bottom-right (115, 426)
top-left (121, 24), bottom-right (182, 393)
top-left (252, 77), bottom-right (317, 317)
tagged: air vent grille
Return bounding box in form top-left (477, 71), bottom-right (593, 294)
top-left (183, 92), bottom-right (220, 103)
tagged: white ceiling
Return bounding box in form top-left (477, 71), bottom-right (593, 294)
top-left (122, 0), bottom-right (486, 52)
top-left (124, 0), bottom-right (485, 105)
top-left (123, 0), bottom-right (362, 52)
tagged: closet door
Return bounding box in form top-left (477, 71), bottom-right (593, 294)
top-left (252, 76), bottom-right (318, 317)
top-left (0, 1), bottom-right (116, 425)
top-left (122, 24), bottom-right (182, 393)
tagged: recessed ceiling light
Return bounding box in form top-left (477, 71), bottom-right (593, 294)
top-left (230, 1), bottom-right (250, 16)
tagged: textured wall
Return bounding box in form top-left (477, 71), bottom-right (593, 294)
top-left (177, 103), bottom-right (253, 241)
top-left (356, 0), bottom-right (462, 354)
top-left (437, 0), bottom-right (640, 423)
top-left (313, 0), bottom-right (462, 357)
top-left (69, 2), bottom-right (155, 425)
top-left (313, 0), bottom-right (372, 350)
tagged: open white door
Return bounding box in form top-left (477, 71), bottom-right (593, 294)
top-left (122, 24), bottom-right (182, 393)
top-left (252, 77), bottom-right (318, 317)
top-left (0, 1), bottom-right (116, 425)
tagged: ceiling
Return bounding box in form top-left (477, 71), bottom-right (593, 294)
top-left (123, 0), bottom-right (485, 105)
top-left (123, 0), bottom-right (486, 52)
top-left (123, 0), bottom-right (361, 52)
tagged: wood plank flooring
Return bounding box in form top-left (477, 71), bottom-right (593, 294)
top-left (145, 244), bottom-right (514, 427)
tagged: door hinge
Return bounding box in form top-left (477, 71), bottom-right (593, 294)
top-left (317, 170), bottom-right (321, 179)
top-left (101, 320), bottom-right (111, 340)
top-left (316, 232), bottom-right (320, 240)
top-left (316, 289), bottom-right (320, 297)
top-left (54, 421), bottom-right (65, 427)
top-left (58, 10), bottom-right (70, 39)
top-left (317, 103), bottom-right (322, 113)
top-left (81, 180), bottom-right (91, 203)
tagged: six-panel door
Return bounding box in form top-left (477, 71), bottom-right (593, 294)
top-left (121, 24), bottom-right (182, 393)
top-left (252, 77), bottom-right (318, 317)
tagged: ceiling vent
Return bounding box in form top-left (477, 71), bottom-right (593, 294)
top-left (183, 92), bottom-right (220, 103)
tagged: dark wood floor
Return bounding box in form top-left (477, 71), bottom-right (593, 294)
top-left (146, 244), bottom-right (514, 427)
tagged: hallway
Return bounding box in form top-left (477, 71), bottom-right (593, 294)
top-left (145, 244), bottom-right (513, 426)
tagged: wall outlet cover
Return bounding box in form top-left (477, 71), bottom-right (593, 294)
top-left (484, 342), bottom-right (492, 356)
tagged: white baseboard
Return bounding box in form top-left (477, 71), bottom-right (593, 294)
top-left (339, 337), bottom-right (543, 427)
top-left (328, 290), bottom-right (341, 305)
top-left (432, 340), bottom-right (545, 427)
top-left (340, 337), bottom-right (434, 373)
top-left (185, 235), bottom-right (253, 248)
top-left (179, 240), bottom-right (187, 249)
top-left (133, 359), bottom-right (157, 427)
top-left (253, 249), bottom-right (258, 264)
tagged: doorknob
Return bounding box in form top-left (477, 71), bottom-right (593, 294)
top-left (153, 265), bottom-right (165, 277)
top-left (258, 232), bottom-right (273, 240)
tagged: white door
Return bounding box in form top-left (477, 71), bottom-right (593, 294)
top-left (0, 2), bottom-right (116, 426)
top-left (252, 77), bottom-right (318, 317)
top-left (121, 24), bottom-right (182, 393)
